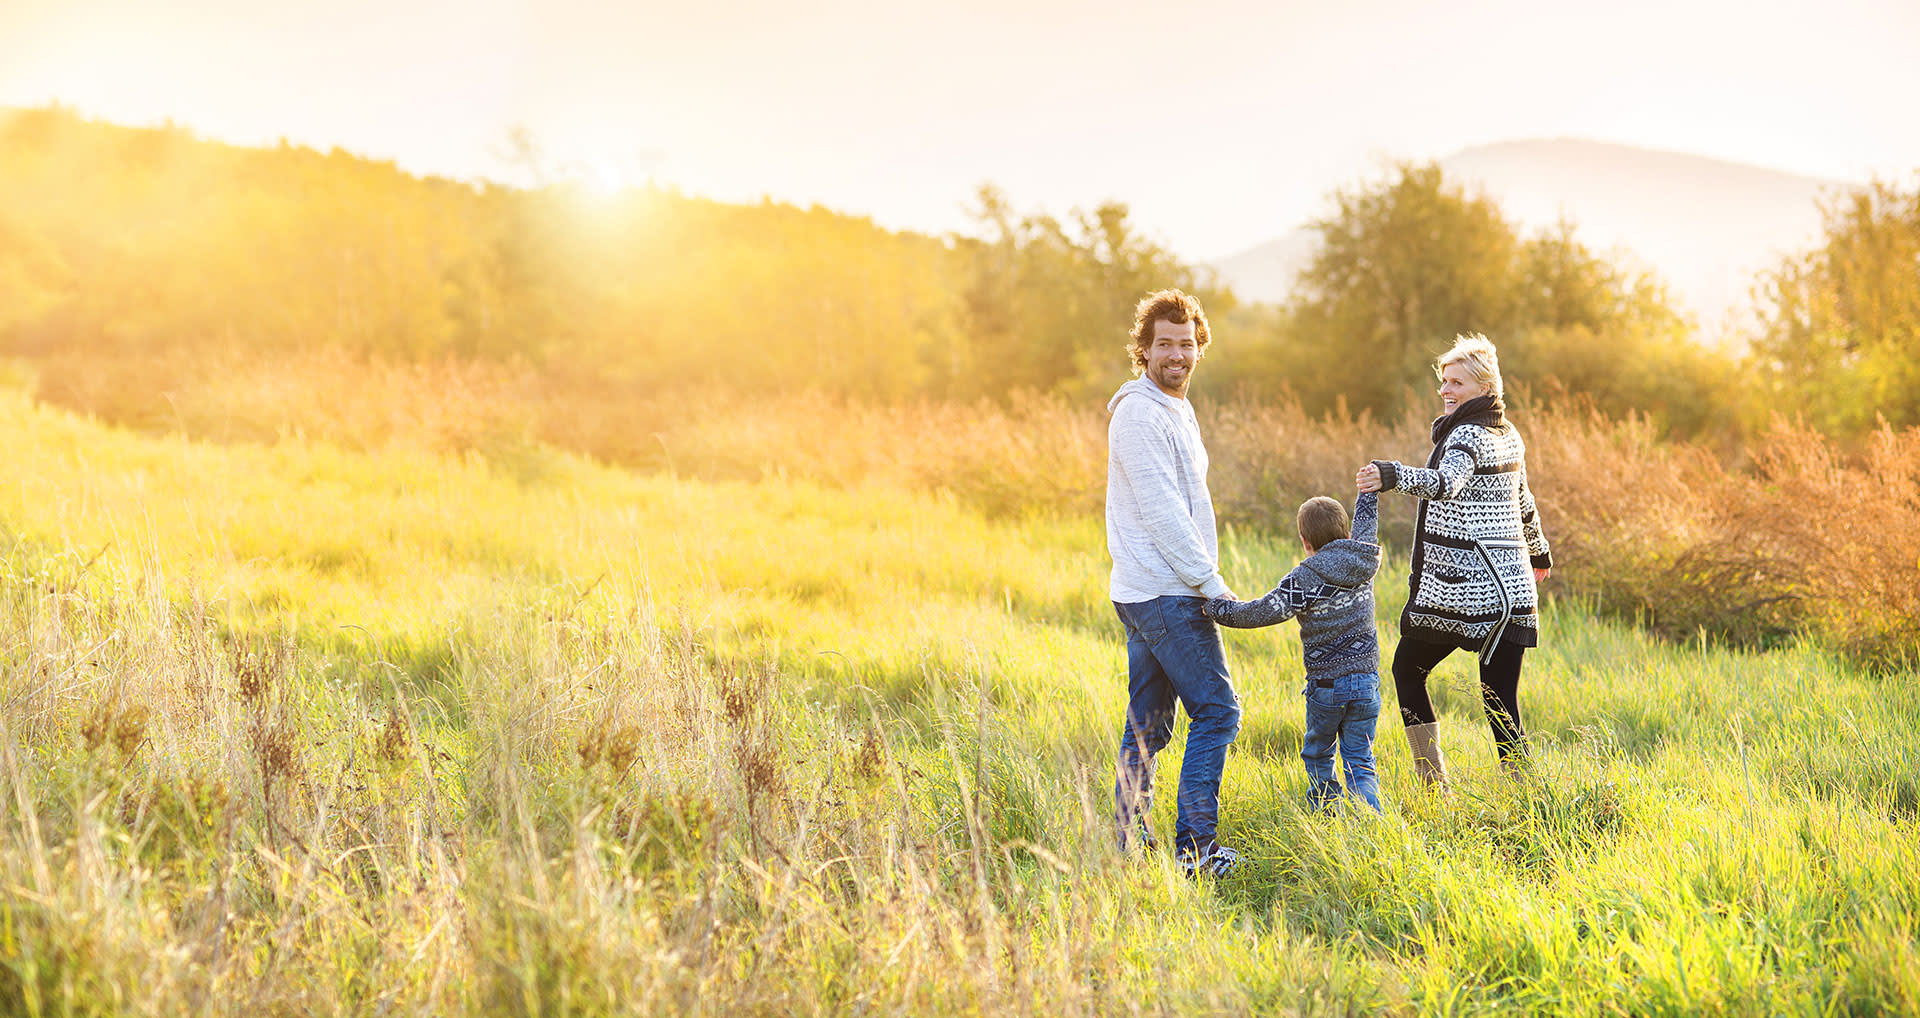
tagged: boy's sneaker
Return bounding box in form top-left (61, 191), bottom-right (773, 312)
top-left (1118, 818), bottom-right (1158, 853)
top-left (1175, 840), bottom-right (1239, 878)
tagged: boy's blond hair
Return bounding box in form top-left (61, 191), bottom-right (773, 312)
top-left (1436, 333), bottom-right (1504, 399)
top-left (1297, 496), bottom-right (1350, 551)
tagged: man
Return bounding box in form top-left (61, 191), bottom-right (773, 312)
top-left (1106, 288), bottom-right (1241, 877)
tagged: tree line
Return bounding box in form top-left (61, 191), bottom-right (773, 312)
top-left (3, 106), bottom-right (1916, 442)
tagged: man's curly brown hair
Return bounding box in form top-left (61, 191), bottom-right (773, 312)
top-left (1127, 289), bottom-right (1212, 373)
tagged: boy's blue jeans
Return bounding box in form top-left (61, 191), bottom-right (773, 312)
top-left (1302, 672), bottom-right (1382, 812)
top-left (1113, 596), bottom-right (1241, 853)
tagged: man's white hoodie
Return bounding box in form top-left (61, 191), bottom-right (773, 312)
top-left (1105, 374), bottom-right (1231, 603)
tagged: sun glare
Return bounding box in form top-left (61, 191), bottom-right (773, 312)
top-left (579, 157), bottom-right (626, 199)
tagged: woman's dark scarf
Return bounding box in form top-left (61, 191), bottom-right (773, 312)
top-left (1425, 393), bottom-right (1507, 466)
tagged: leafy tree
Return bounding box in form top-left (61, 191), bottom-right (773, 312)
top-left (1503, 222), bottom-right (1742, 440)
top-left (1752, 178), bottom-right (1920, 434)
top-left (1275, 162), bottom-right (1732, 436)
top-left (1287, 162), bottom-right (1520, 414)
top-left (959, 186), bottom-right (1228, 401)
top-left (0, 108), bottom-right (973, 404)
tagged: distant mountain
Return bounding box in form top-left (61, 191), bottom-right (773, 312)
top-left (1209, 228), bottom-right (1319, 308)
top-left (1208, 139), bottom-right (1850, 339)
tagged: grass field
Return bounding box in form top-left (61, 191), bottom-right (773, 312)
top-left (3, 384), bottom-right (1918, 1016)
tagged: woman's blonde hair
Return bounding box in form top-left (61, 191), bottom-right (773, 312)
top-left (1436, 333), bottom-right (1503, 399)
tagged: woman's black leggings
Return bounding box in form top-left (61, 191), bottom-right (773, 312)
top-left (1392, 636), bottom-right (1527, 758)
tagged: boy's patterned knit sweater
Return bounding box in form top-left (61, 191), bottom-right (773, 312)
top-left (1201, 493), bottom-right (1381, 685)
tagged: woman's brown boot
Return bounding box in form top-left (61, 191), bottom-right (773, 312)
top-left (1406, 722), bottom-right (1449, 789)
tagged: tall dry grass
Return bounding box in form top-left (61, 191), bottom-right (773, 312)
top-left (28, 347), bottom-right (536, 455)
top-left (1203, 394), bottom-right (1433, 548)
top-left (13, 348), bottom-right (1920, 668)
top-left (1529, 408), bottom-right (1920, 669)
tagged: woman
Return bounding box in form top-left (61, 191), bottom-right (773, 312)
top-left (1356, 334), bottom-right (1551, 785)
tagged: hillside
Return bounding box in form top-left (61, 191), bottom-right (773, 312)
top-left (1211, 138), bottom-right (1845, 339)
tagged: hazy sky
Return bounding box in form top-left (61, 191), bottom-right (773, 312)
top-left (5, 0), bottom-right (1918, 260)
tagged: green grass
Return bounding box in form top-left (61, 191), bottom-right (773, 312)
top-left (2, 386), bottom-right (1917, 1016)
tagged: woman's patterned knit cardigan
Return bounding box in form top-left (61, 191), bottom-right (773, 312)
top-left (1373, 397), bottom-right (1553, 654)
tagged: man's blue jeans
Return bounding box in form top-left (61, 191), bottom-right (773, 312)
top-left (1302, 672), bottom-right (1382, 812)
top-left (1113, 596), bottom-right (1241, 852)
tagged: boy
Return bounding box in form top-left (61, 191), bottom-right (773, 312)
top-left (1202, 492), bottom-right (1383, 812)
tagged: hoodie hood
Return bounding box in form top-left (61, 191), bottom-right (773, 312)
top-left (1107, 374), bottom-right (1179, 415)
top-left (1301, 537), bottom-right (1381, 590)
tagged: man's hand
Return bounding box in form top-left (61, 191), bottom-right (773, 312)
top-left (1533, 567), bottom-right (1550, 584)
top-left (1356, 463), bottom-right (1383, 493)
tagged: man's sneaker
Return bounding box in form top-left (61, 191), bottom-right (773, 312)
top-left (1175, 841), bottom-right (1239, 878)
